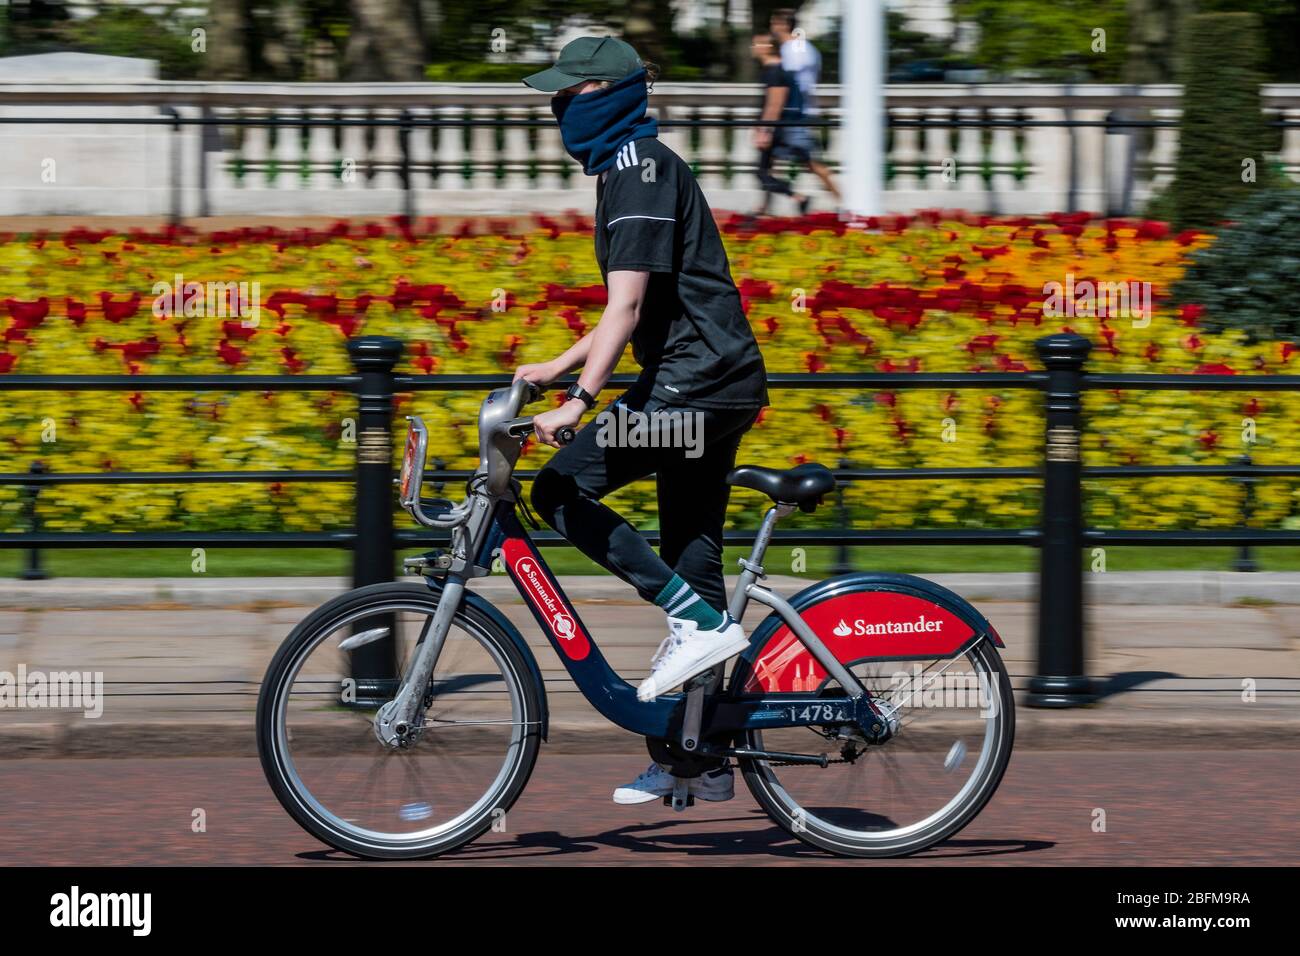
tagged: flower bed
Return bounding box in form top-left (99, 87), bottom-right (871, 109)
top-left (0, 212), bottom-right (1293, 536)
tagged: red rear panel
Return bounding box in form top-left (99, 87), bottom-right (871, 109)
top-left (743, 589), bottom-right (977, 693)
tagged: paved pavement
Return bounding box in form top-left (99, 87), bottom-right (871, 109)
top-left (1, 572), bottom-right (1298, 756)
top-left (0, 751), bottom-right (1293, 865)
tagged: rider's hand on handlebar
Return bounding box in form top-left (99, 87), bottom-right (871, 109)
top-left (513, 361), bottom-right (561, 392)
top-left (532, 400), bottom-right (584, 449)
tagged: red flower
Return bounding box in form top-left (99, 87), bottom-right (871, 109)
top-left (120, 337), bottom-right (161, 362)
top-left (804, 352), bottom-right (826, 374)
top-left (559, 308), bottom-right (587, 338)
top-left (222, 320), bottom-right (257, 341)
top-left (1136, 220), bottom-right (1170, 240)
top-left (99, 291), bottom-right (142, 323)
top-left (280, 347), bottom-right (308, 374)
top-left (323, 314), bottom-right (362, 338)
top-left (497, 334), bottom-right (524, 368)
top-left (737, 278), bottom-right (776, 302)
top-left (1179, 304), bottom-right (1204, 326)
top-left (1194, 363), bottom-right (1235, 375)
top-left (5, 297), bottom-right (49, 325)
top-left (1198, 430), bottom-right (1219, 450)
top-left (0, 352), bottom-right (16, 373)
top-left (66, 298), bottom-right (87, 326)
top-left (217, 341), bottom-right (246, 366)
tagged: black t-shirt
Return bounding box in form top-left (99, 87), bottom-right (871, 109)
top-left (594, 136), bottom-right (769, 410)
top-left (760, 62), bottom-right (803, 123)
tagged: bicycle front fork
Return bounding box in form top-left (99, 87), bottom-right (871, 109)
top-left (374, 576), bottom-right (466, 747)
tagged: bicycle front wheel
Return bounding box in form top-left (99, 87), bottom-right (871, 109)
top-left (256, 582), bottom-right (542, 859)
top-left (736, 639), bottom-right (1014, 858)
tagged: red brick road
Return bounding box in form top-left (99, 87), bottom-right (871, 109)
top-left (0, 749), bottom-right (1294, 866)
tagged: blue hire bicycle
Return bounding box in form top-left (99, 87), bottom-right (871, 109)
top-left (256, 379), bottom-right (1014, 859)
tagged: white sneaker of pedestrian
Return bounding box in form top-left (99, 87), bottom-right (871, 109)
top-left (636, 614), bottom-right (748, 703)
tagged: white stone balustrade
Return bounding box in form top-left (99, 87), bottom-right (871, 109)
top-left (3, 61), bottom-right (1300, 218)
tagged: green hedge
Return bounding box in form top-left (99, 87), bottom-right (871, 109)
top-left (1172, 187), bottom-right (1300, 342)
top-left (1171, 11), bottom-right (1275, 230)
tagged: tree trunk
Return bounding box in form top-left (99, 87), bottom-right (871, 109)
top-left (205, 0), bottom-right (251, 79)
top-left (343, 0), bottom-right (425, 81)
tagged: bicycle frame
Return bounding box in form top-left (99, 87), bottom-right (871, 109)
top-left (386, 381), bottom-right (884, 749)
top-left (479, 501), bottom-right (878, 743)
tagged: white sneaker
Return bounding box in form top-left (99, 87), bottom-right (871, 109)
top-left (636, 614), bottom-right (749, 703)
top-left (690, 764), bottom-right (735, 802)
top-left (611, 761), bottom-right (735, 805)
top-left (612, 762), bottom-right (675, 805)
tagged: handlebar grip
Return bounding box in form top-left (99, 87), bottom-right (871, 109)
top-left (556, 426), bottom-right (577, 445)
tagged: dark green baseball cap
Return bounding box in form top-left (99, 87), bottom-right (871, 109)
top-left (522, 36), bottom-right (643, 93)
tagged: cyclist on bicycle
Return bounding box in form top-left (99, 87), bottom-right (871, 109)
top-left (517, 37), bottom-right (768, 804)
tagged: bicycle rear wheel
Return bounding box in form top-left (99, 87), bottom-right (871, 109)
top-left (735, 639), bottom-right (1014, 858)
top-left (257, 582), bottom-right (542, 859)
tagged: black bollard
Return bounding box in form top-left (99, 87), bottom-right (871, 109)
top-left (1027, 333), bottom-right (1095, 707)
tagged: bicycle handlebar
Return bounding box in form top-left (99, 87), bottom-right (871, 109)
top-left (504, 416), bottom-right (576, 445)
top-left (511, 378), bottom-right (576, 445)
top-left (401, 383), bottom-right (576, 528)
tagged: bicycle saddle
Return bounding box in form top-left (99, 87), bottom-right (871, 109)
top-left (726, 462), bottom-right (836, 511)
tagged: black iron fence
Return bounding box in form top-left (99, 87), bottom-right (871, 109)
top-left (5, 333), bottom-right (1300, 708)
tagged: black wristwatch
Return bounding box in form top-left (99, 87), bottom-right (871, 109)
top-left (565, 383), bottom-right (598, 411)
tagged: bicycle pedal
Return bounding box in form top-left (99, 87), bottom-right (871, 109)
top-left (666, 776), bottom-right (693, 812)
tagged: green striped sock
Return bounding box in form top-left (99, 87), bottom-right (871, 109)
top-left (653, 574), bottom-right (724, 631)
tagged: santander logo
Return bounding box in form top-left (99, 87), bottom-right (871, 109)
top-left (831, 615), bottom-right (943, 637)
top-left (504, 544), bottom-right (589, 660)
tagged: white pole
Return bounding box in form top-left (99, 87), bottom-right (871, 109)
top-left (841, 0), bottom-right (885, 217)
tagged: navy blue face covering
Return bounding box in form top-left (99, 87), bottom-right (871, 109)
top-left (551, 69), bottom-right (659, 175)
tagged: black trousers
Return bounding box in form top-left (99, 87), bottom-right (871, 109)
top-left (531, 389), bottom-right (761, 613)
top-left (756, 145), bottom-right (795, 196)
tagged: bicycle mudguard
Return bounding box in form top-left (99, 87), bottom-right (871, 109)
top-left (734, 572), bottom-right (1004, 694)
top-left (422, 577), bottom-right (550, 741)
